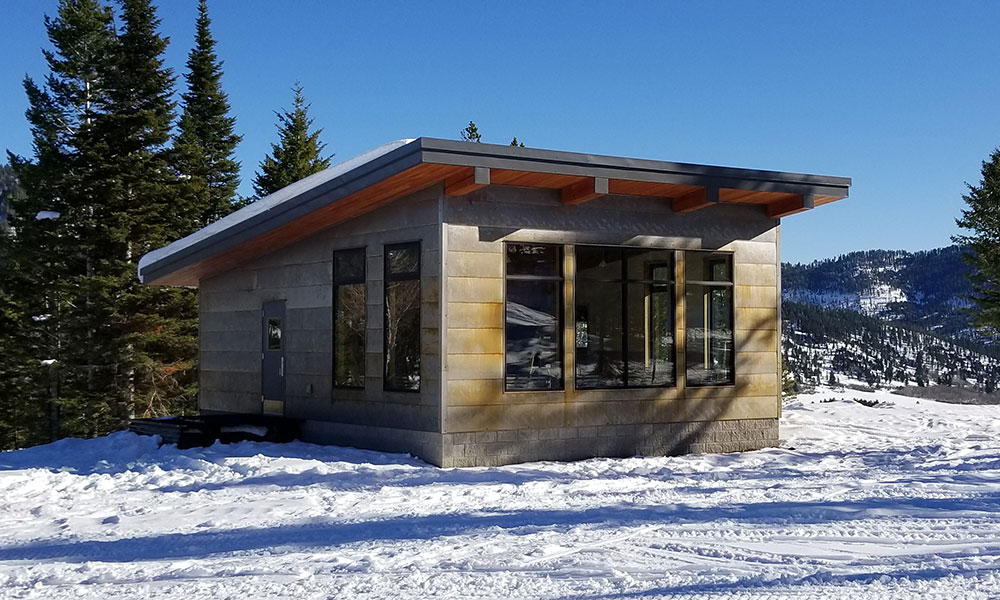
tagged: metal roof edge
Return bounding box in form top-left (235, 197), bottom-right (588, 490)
top-left (415, 137), bottom-right (852, 189)
top-left (139, 139), bottom-right (423, 284)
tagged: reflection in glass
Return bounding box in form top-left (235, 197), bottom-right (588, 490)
top-left (385, 242), bottom-right (420, 391)
top-left (386, 244), bottom-right (420, 276)
top-left (334, 248), bottom-right (367, 388)
top-left (626, 282), bottom-right (674, 386)
top-left (686, 253), bottom-right (733, 386)
top-left (334, 283), bottom-right (366, 388)
top-left (385, 280), bottom-right (420, 390)
top-left (505, 244), bottom-right (562, 390)
top-left (334, 248), bottom-right (366, 282)
top-left (506, 280), bottom-right (562, 389)
top-left (267, 319), bottom-right (282, 350)
top-left (575, 246), bottom-right (674, 388)
top-left (576, 280), bottom-right (624, 388)
top-left (507, 244), bottom-right (561, 277)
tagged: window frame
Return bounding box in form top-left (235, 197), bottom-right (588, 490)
top-left (332, 247), bottom-right (367, 391)
top-left (383, 241), bottom-right (422, 393)
top-left (573, 244), bottom-right (677, 390)
top-left (684, 251), bottom-right (736, 388)
top-left (502, 242), bottom-right (565, 392)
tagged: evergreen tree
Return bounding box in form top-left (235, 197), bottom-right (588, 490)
top-left (88, 0), bottom-right (198, 426)
top-left (781, 355), bottom-right (797, 398)
top-left (954, 148), bottom-right (1000, 334)
top-left (173, 0), bottom-right (241, 226)
top-left (0, 164), bottom-right (20, 232)
top-left (461, 121), bottom-right (481, 143)
top-left (510, 137), bottom-right (525, 148)
top-left (4, 0), bottom-right (199, 449)
top-left (252, 83), bottom-right (331, 196)
top-left (3, 0), bottom-right (117, 447)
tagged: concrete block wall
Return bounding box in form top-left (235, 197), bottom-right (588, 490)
top-left (440, 186), bottom-right (783, 455)
top-left (440, 417), bottom-right (778, 468)
top-left (199, 183), bottom-right (444, 438)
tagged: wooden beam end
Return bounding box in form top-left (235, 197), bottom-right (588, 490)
top-left (562, 177), bottom-right (608, 205)
top-left (767, 193), bottom-right (814, 218)
top-left (445, 167), bottom-right (490, 197)
top-left (672, 186), bottom-right (718, 213)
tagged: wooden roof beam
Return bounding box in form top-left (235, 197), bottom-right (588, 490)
top-left (561, 177), bottom-right (609, 205)
top-left (445, 166), bottom-right (490, 196)
top-left (672, 186), bottom-right (719, 213)
top-left (768, 192), bottom-right (815, 218)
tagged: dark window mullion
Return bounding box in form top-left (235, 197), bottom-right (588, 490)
top-left (621, 257), bottom-right (628, 387)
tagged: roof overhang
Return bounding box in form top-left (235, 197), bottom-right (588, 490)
top-left (138, 137), bottom-right (851, 286)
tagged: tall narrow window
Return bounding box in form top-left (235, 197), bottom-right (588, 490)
top-left (333, 248), bottom-right (366, 389)
top-left (575, 246), bottom-right (675, 388)
top-left (384, 242), bottom-right (420, 391)
top-left (685, 252), bottom-right (734, 386)
top-left (505, 243), bottom-right (563, 390)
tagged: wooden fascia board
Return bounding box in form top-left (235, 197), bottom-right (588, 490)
top-left (139, 150), bottom-right (426, 285)
top-left (561, 177), bottom-right (609, 205)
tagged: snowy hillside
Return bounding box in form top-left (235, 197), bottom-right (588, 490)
top-left (1, 388), bottom-right (999, 598)
top-left (783, 301), bottom-right (1000, 391)
top-left (781, 246), bottom-right (1000, 391)
top-left (783, 246), bottom-right (975, 338)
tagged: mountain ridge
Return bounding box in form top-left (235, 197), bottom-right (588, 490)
top-left (780, 245), bottom-right (1000, 392)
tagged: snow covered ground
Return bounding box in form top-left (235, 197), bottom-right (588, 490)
top-left (1, 387), bottom-right (999, 599)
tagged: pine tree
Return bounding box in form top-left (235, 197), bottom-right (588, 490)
top-left (252, 83), bottom-right (331, 196)
top-left (509, 137), bottom-right (525, 148)
top-left (6, 0), bottom-right (200, 448)
top-left (954, 148), bottom-right (1000, 334)
top-left (173, 0), bottom-right (241, 226)
top-left (88, 0), bottom-right (198, 426)
top-left (781, 355), bottom-right (797, 399)
top-left (0, 164), bottom-right (20, 232)
top-left (3, 0), bottom-right (117, 447)
top-left (461, 121), bottom-right (481, 143)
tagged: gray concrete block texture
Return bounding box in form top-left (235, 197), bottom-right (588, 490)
top-left (439, 418), bottom-right (778, 468)
top-left (197, 179), bottom-right (784, 467)
top-left (198, 183), bottom-right (443, 433)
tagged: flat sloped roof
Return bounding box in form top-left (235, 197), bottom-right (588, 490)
top-left (139, 137), bottom-right (851, 286)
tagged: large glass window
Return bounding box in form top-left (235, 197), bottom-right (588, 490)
top-left (384, 242), bottom-right (421, 391)
top-left (685, 252), bottom-right (734, 386)
top-left (575, 246), bottom-right (675, 388)
top-left (333, 248), bottom-right (366, 389)
top-left (505, 243), bottom-right (563, 390)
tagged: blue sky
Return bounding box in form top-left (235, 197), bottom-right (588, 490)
top-left (3, 1), bottom-right (999, 263)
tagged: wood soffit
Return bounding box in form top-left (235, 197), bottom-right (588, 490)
top-left (142, 138), bottom-right (851, 286)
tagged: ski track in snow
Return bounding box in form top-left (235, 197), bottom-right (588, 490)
top-left (1, 387), bottom-right (999, 599)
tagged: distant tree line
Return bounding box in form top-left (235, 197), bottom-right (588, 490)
top-left (0, 0), bottom-right (331, 451)
top-left (783, 301), bottom-right (1000, 394)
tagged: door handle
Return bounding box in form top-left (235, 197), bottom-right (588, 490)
top-left (280, 356), bottom-right (285, 377)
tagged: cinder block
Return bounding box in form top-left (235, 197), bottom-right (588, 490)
top-left (497, 430), bottom-right (518, 443)
top-left (475, 431), bottom-right (498, 443)
top-left (538, 428), bottom-right (560, 441)
top-left (598, 426), bottom-right (617, 438)
top-left (558, 427), bottom-right (579, 440)
top-left (517, 429), bottom-right (539, 441)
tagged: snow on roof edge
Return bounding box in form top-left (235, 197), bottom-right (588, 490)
top-left (137, 138), bottom-right (416, 283)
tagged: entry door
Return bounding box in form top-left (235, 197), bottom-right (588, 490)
top-left (261, 300), bottom-right (286, 415)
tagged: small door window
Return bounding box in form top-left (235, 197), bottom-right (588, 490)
top-left (267, 318), bottom-right (282, 350)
